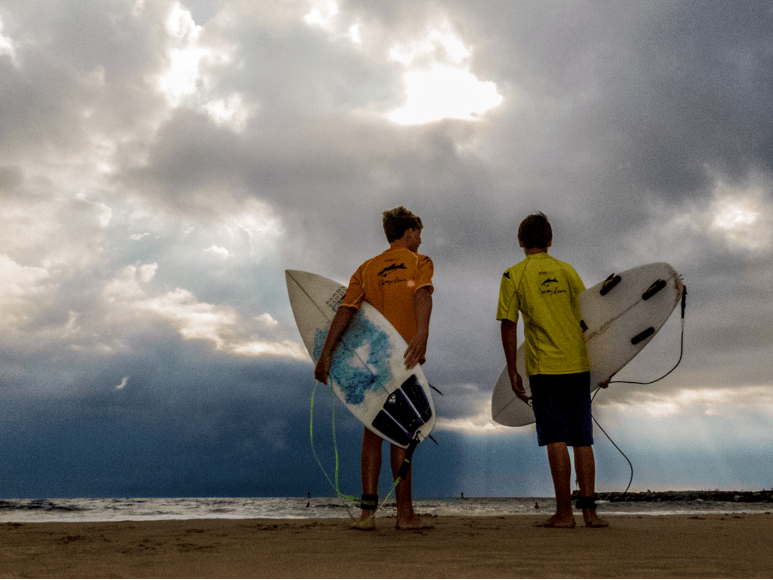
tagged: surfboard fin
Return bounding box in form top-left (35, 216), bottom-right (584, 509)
top-left (600, 273), bottom-right (621, 296)
top-left (642, 279), bottom-right (667, 300)
top-left (631, 327), bottom-right (655, 345)
top-left (429, 383), bottom-right (444, 396)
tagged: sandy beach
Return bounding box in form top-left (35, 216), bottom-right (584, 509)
top-left (1, 513), bottom-right (771, 578)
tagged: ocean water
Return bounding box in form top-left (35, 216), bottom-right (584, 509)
top-left (1, 496), bottom-right (771, 523)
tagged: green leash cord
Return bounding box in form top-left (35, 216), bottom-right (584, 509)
top-left (310, 380), bottom-right (399, 525)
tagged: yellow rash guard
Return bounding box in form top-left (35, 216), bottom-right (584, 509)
top-left (497, 252), bottom-right (589, 376)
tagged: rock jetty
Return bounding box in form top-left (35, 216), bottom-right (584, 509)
top-left (594, 490), bottom-right (773, 503)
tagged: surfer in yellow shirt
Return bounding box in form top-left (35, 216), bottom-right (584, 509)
top-left (497, 212), bottom-right (609, 528)
top-left (315, 206), bottom-right (433, 531)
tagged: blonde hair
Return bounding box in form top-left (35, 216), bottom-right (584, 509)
top-left (382, 206), bottom-right (423, 243)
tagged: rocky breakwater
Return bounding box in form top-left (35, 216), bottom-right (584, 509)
top-left (596, 490), bottom-right (773, 503)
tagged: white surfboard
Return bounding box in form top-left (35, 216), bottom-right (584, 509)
top-left (286, 270), bottom-right (436, 449)
top-left (492, 262), bottom-right (685, 427)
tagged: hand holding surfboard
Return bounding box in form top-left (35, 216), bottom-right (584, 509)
top-left (286, 270), bottom-right (437, 449)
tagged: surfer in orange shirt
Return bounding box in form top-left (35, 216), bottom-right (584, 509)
top-left (315, 206), bottom-right (434, 531)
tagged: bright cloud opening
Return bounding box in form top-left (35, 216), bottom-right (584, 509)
top-left (255, 313), bottom-right (279, 328)
top-left (708, 178), bottom-right (772, 251)
top-left (390, 65), bottom-right (503, 125)
top-left (303, 0), bottom-right (339, 29)
top-left (203, 94), bottom-right (255, 133)
top-left (638, 171), bottom-right (773, 258)
top-left (386, 19), bottom-right (502, 125)
top-left (102, 263), bottom-right (306, 359)
top-left (0, 255), bottom-right (54, 330)
top-left (230, 340), bottom-right (308, 359)
top-left (434, 392), bottom-right (512, 435)
top-left (158, 2), bottom-right (254, 131)
top-left (222, 200), bottom-right (284, 259)
top-left (0, 14), bottom-right (18, 67)
top-left (301, 2), bottom-right (503, 125)
top-left (606, 386), bottom-right (773, 419)
top-left (303, 0), bottom-right (361, 44)
top-left (159, 3), bottom-right (209, 105)
top-left (205, 245), bottom-right (230, 259)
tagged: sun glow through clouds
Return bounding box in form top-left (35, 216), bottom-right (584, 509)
top-left (158, 3), bottom-right (254, 131)
top-left (0, 15), bottom-right (18, 67)
top-left (389, 65), bottom-right (503, 125)
top-left (388, 21), bottom-right (503, 125)
top-left (159, 3), bottom-right (208, 106)
top-left (708, 176), bottom-right (773, 251)
top-left (302, 2), bottom-right (503, 125)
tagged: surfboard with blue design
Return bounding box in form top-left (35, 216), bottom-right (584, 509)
top-left (285, 270), bottom-right (436, 448)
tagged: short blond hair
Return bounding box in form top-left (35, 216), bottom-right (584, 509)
top-left (382, 206), bottom-right (423, 243)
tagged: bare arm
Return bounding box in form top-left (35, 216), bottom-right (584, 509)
top-left (501, 319), bottom-right (528, 403)
top-left (314, 305), bottom-right (357, 384)
top-left (404, 287), bottom-right (432, 369)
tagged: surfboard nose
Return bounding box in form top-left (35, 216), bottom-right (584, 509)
top-left (285, 269), bottom-right (324, 295)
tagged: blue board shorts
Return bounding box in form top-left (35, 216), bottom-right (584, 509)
top-left (530, 372), bottom-right (593, 447)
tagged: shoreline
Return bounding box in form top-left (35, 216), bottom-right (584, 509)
top-left (2, 513), bottom-right (772, 578)
top-left (3, 489), bottom-right (772, 505)
top-left (3, 494), bottom-right (773, 525)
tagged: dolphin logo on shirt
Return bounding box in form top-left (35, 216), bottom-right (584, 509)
top-left (378, 263), bottom-right (407, 277)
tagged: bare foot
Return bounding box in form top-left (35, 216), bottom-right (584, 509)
top-left (350, 510), bottom-right (376, 531)
top-left (534, 514), bottom-right (576, 528)
top-left (396, 513), bottom-right (433, 531)
top-left (583, 511), bottom-right (609, 528)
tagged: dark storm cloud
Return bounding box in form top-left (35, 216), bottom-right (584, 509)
top-left (601, 1), bottom-right (773, 194)
top-left (0, 331), bottom-right (330, 497)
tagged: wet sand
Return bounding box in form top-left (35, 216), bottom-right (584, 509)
top-left (1, 513), bottom-right (771, 578)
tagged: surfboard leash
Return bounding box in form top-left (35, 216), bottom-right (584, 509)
top-left (608, 285), bottom-right (687, 387)
top-left (309, 380), bottom-right (400, 526)
top-left (590, 391), bottom-right (634, 496)
top-left (591, 285), bottom-right (688, 497)
top-left (309, 380), bottom-right (357, 507)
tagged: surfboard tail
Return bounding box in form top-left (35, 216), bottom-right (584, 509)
top-left (370, 375), bottom-right (434, 447)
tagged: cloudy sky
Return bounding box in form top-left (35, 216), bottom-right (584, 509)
top-left (1, 0), bottom-right (772, 499)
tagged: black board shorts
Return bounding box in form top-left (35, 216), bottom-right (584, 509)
top-left (530, 371), bottom-right (593, 447)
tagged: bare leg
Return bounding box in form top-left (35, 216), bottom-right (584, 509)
top-left (536, 442), bottom-right (576, 528)
top-left (574, 446), bottom-right (609, 528)
top-left (390, 444), bottom-right (429, 530)
top-left (351, 428), bottom-right (381, 530)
